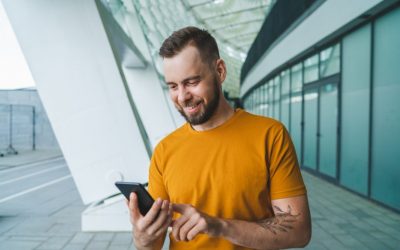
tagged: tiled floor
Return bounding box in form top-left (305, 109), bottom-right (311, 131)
top-left (0, 151), bottom-right (399, 250)
top-left (299, 173), bottom-right (400, 250)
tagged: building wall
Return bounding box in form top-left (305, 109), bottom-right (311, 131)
top-left (2, 0), bottom-right (158, 204)
top-left (242, 3), bottom-right (400, 212)
top-left (241, 0), bottom-right (382, 96)
top-left (0, 89), bottom-right (60, 151)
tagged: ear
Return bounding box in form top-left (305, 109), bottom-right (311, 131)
top-left (215, 58), bottom-right (227, 85)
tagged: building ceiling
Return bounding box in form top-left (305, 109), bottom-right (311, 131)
top-left (104, 0), bottom-right (274, 97)
top-left (183, 0), bottom-right (274, 55)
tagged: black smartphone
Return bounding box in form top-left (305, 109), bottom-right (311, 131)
top-left (115, 181), bottom-right (154, 215)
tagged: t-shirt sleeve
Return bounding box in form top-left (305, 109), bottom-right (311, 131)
top-left (148, 143), bottom-right (169, 200)
top-left (268, 122), bottom-right (306, 200)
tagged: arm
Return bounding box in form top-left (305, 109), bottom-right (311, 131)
top-left (220, 195), bottom-right (311, 249)
top-left (127, 193), bottom-right (172, 250)
top-left (172, 194), bottom-right (311, 250)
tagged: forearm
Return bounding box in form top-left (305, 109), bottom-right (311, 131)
top-left (218, 215), bottom-right (310, 250)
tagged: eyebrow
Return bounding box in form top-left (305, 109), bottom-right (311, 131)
top-left (166, 75), bottom-right (201, 85)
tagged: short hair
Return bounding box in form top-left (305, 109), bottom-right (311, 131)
top-left (159, 26), bottom-right (220, 65)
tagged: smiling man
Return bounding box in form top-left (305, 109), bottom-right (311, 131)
top-left (127, 26), bottom-right (311, 250)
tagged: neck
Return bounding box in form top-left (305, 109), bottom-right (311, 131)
top-left (191, 98), bottom-right (235, 131)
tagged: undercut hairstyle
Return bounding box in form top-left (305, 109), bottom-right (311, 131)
top-left (159, 26), bottom-right (220, 65)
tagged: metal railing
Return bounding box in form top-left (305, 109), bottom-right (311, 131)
top-left (0, 104), bottom-right (36, 157)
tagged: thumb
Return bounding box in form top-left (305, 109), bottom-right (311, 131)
top-left (129, 192), bottom-right (142, 221)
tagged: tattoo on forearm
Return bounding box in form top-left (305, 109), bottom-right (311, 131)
top-left (257, 205), bottom-right (300, 235)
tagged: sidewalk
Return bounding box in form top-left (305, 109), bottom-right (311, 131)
top-left (300, 173), bottom-right (400, 250)
top-left (0, 151), bottom-right (399, 250)
top-left (0, 149), bottom-right (63, 170)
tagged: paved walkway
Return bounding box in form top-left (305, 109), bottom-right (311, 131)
top-left (0, 149), bottom-right (62, 170)
top-left (0, 151), bottom-right (399, 250)
top-left (299, 173), bottom-right (400, 250)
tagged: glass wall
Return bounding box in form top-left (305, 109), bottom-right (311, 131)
top-left (273, 76), bottom-right (281, 120)
top-left (290, 63), bottom-right (303, 162)
top-left (261, 84), bottom-right (268, 116)
top-left (304, 54), bottom-right (319, 83)
top-left (241, 4), bottom-right (400, 212)
top-left (318, 83), bottom-right (338, 178)
top-left (268, 80), bottom-right (274, 117)
top-left (340, 24), bottom-right (371, 195)
top-left (303, 88), bottom-right (318, 170)
top-left (280, 69), bottom-right (290, 129)
top-left (371, 7), bottom-right (400, 210)
top-left (253, 86), bottom-right (260, 115)
top-left (320, 44), bottom-right (340, 78)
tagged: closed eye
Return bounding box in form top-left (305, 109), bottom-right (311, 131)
top-left (167, 83), bottom-right (178, 90)
top-left (187, 80), bottom-right (200, 86)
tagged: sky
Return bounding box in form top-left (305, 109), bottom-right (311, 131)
top-left (0, 1), bottom-right (35, 90)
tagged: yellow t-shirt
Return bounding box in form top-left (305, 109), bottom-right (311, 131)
top-left (148, 109), bottom-right (306, 250)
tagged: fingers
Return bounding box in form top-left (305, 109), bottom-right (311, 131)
top-left (147, 200), bottom-right (171, 234)
top-left (178, 216), bottom-right (198, 241)
top-left (172, 214), bottom-right (190, 241)
top-left (154, 205), bottom-right (173, 237)
top-left (172, 214), bottom-right (205, 241)
top-left (140, 198), bottom-right (163, 229)
top-left (171, 204), bottom-right (211, 241)
top-left (186, 223), bottom-right (204, 241)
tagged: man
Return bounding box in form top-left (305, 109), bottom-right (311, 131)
top-left (127, 26), bottom-right (311, 250)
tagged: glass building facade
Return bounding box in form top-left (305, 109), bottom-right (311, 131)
top-left (243, 6), bottom-right (400, 212)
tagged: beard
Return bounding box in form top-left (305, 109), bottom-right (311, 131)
top-left (177, 78), bottom-right (220, 126)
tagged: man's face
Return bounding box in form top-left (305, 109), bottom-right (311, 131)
top-left (163, 46), bottom-right (221, 125)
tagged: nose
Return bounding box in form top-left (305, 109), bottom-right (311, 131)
top-left (177, 86), bottom-right (192, 104)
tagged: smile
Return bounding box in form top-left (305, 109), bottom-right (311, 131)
top-left (185, 102), bottom-right (201, 114)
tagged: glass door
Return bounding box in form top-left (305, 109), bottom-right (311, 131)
top-left (303, 88), bottom-right (318, 170)
top-left (303, 78), bottom-right (339, 180)
top-left (319, 83), bottom-right (338, 178)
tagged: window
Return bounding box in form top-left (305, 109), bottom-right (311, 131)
top-left (320, 43), bottom-right (340, 77)
top-left (304, 54), bottom-right (319, 83)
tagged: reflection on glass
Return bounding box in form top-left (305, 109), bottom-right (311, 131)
top-left (291, 63), bottom-right (303, 92)
top-left (290, 92), bottom-right (302, 163)
top-left (280, 69), bottom-right (290, 129)
top-left (304, 54), bottom-right (319, 83)
top-left (340, 24), bottom-right (371, 195)
top-left (255, 87), bottom-right (262, 115)
top-left (273, 76), bottom-right (280, 120)
top-left (281, 96), bottom-right (290, 130)
top-left (319, 83), bottom-right (338, 178)
top-left (303, 89), bottom-right (318, 169)
top-left (371, 7), bottom-right (400, 210)
top-left (261, 84), bottom-right (268, 116)
top-left (268, 80), bottom-right (274, 117)
top-left (281, 69), bottom-right (290, 95)
top-left (320, 43), bottom-right (340, 77)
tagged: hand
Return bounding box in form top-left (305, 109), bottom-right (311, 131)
top-left (171, 203), bottom-right (223, 241)
top-left (127, 192), bottom-right (172, 248)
